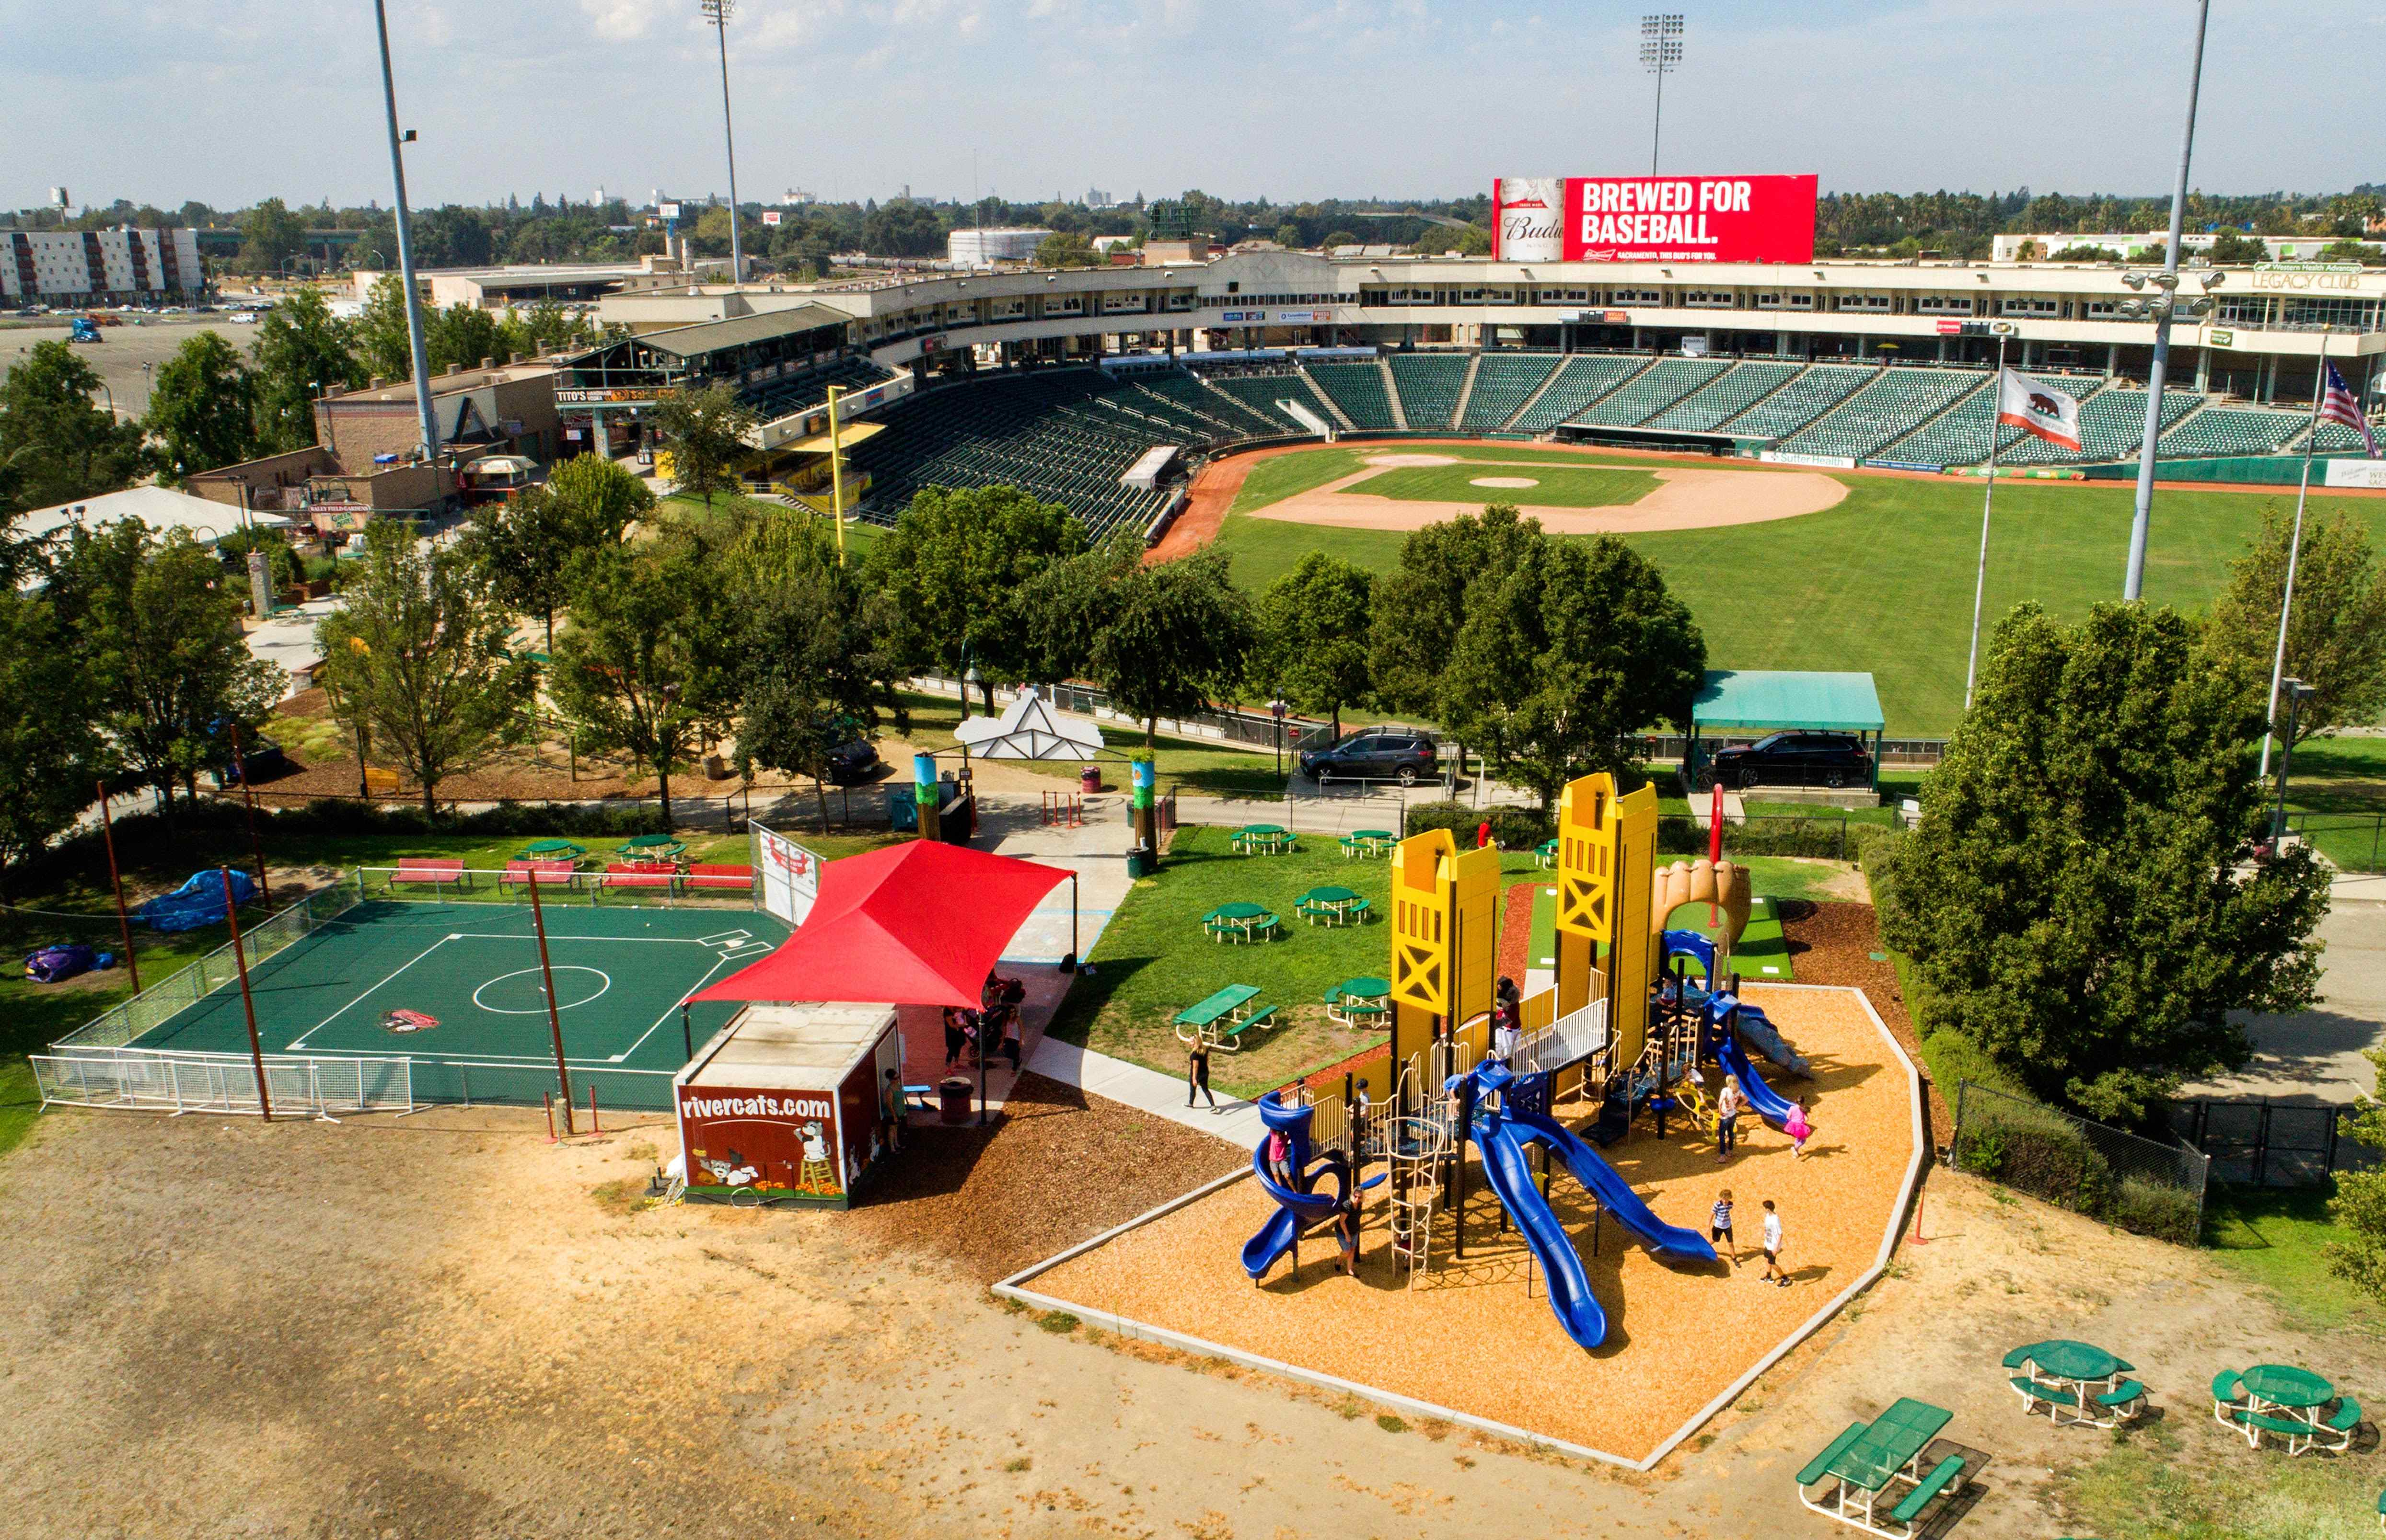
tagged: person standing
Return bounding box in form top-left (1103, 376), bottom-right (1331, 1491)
top-left (999, 1010), bottom-right (1023, 1072)
top-left (1187, 1034), bottom-right (1217, 1110)
top-left (1760, 1199), bottom-right (1786, 1287)
top-left (1716, 1074), bottom-right (1745, 1163)
top-left (1710, 1187), bottom-right (1737, 1266)
top-left (1334, 1196), bottom-right (1362, 1277)
top-left (879, 1068), bottom-right (904, 1156)
top-left (1491, 976), bottom-right (1522, 1065)
top-left (1784, 1098), bottom-right (1814, 1159)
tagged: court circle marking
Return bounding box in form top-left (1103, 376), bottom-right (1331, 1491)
top-left (472, 965), bottom-right (613, 1014)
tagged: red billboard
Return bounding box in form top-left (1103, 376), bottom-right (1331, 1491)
top-left (1494, 175), bottom-right (1818, 264)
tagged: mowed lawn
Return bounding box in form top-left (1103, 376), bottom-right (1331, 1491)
top-left (1347, 462), bottom-right (1658, 508)
top-left (1212, 446), bottom-right (2386, 735)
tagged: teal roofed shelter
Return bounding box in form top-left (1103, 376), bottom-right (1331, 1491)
top-left (1689, 670), bottom-right (1888, 792)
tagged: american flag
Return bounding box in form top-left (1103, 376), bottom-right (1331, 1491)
top-left (2320, 362), bottom-right (2379, 457)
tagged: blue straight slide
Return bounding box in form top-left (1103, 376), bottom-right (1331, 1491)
top-left (1709, 994), bottom-right (1795, 1127)
top-left (1503, 1105), bottom-right (1717, 1266)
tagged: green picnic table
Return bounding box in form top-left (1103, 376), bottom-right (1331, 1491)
top-left (1203, 901), bottom-right (1280, 943)
top-left (1294, 885), bottom-right (1370, 926)
top-left (1340, 828), bottom-right (1396, 859)
top-left (1233, 824), bottom-right (1294, 854)
top-left (1536, 838), bottom-right (1559, 869)
top-left (1795, 1397), bottom-right (1961, 1538)
top-left (2004, 1340), bottom-right (2144, 1427)
top-left (2215, 1363), bottom-right (2357, 1454)
top-left (1173, 984), bottom-right (1275, 1046)
top-left (617, 833), bottom-right (687, 860)
top-left (517, 839), bottom-right (587, 862)
top-left (1326, 975), bottom-right (1390, 1027)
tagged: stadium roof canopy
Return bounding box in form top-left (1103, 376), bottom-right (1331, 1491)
top-left (637, 304), bottom-right (852, 359)
top-left (1691, 670), bottom-right (1885, 733)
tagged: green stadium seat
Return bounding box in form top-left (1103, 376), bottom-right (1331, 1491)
top-left (1646, 361), bottom-right (1802, 432)
top-left (1714, 362), bottom-right (1874, 439)
top-left (1511, 354), bottom-right (1652, 431)
top-left (1459, 353), bottom-right (1560, 429)
top-left (1306, 361), bottom-right (1399, 428)
top-left (1570, 357), bottom-right (1731, 426)
top-left (1779, 366), bottom-right (1983, 461)
top-left (1386, 353), bottom-right (1471, 430)
top-left (2156, 405), bottom-right (2306, 459)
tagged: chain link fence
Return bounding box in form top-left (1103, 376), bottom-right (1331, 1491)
top-left (1951, 1080), bottom-right (2211, 1244)
top-left (2167, 1097), bottom-right (2381, 1188)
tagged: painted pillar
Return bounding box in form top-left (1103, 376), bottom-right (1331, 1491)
top-left (913, 752), bottom-right (940, 842)
top-left (1130, 758), bottom-right (1157, 869)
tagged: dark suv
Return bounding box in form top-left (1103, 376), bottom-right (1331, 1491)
top-left (1705, 732), bottom-right (1872, 790)
top-left (1300, 729), bottom-right (1439, 786)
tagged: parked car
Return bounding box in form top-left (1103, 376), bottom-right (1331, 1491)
top-left (1704, 731), bottom-right (1873, 790)
top-left (1300, 728), bottom-right (1438, 785)
top-left (824, 739), bottom-right (882, 784)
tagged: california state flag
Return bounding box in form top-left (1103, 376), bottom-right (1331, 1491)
top-left (1996, 368), bottom-right (2083, 452)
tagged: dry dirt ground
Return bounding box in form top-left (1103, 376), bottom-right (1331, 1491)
top-left (1249, 456), bottom-right (1848, 534)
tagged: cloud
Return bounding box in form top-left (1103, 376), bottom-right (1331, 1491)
top-left (579, 0), bottom-right (656, 42)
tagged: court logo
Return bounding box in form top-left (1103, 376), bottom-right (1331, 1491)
top-left (380, 1008), bottom-right (440, 1033)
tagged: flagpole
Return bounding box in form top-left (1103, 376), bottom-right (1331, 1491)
top-left (2259, 330), bottom-right (2332, 783)
top-left (1963, 332), bottom-right (2010, 711)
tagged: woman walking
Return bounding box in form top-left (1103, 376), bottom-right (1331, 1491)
top-left (1187, 1034), bottom-right (1217, 1110)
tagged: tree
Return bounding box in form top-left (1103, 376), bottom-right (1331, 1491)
top-left (1033, 231), bottom-right (1102, 267)
top-left (1273, 223), bottom-right (1305, 249)
top-left (733, 523), bottom-right (901, 828)
top-left (2204, 503), bottom-right (2386, 745)
top-left (880, 485), bottom-right (1086, 713)
top-left (0, 341), bottom-right (152, 516)
top-left (47, 522), bottom-right (284, 813)
top-left (2207, 228), bottom-right (2266, 264)
top-left (457, 453), bottom-right (650, 652)
top-left (550, 536), bottom-right (738, 825)
top-left (1368, 504), bottom-right (1543, 721)
top-left (649, 383), bottom-right (756, 508)
top-left (354, 275), bottom-right (416, 381)
top-left (1250, 552), bottom-right (1373, 735)
top-left (2050, 243), bottom-right (2118, 262)
top-left (428, 302), bottom-right (506, 374)
top-left (861, 201), bottom-right (945, 258)
top-left (1438, 534), bottom-right (1704, 807)
top-left (146, 330), bottom-right (258, 479)
top-left (314, 521), bottom-right (533, 816)
top-left (2327, 1048), bottom-right (2386, 1302)
top-left (1089, 552), bottom-right (1254, 745)
top-left (238, 197), bottom-right (306, 273)
top-left (1881, 602), bottom-right (2330, 1121)
top-left (250, 287), bottom-right (363, 452)
top-left (0, 589), bottom-right (104, 875)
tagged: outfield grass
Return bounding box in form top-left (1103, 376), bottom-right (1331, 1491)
top-left (1209, 448), bottom-right (2386, 735)
top-left (1346, 463), bottom-right (1658, 508)
top-left (1230, 447), bottom-right (1367, 513)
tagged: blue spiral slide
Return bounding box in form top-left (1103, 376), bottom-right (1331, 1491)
top-left (1241, 1093), bottom-right (1382, 1280)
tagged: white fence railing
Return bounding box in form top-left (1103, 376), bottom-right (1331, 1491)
top-left (33, 1051), bottom-right (416, 1119)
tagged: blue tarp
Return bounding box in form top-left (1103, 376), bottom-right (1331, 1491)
top-left (139, 870), bottom-right (258, 932)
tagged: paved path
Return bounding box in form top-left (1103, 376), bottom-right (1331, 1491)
top-left (2185, 896), bottom-right (2386, 1103)
top-left (1026, 1034), bottom-right (1264, 1149)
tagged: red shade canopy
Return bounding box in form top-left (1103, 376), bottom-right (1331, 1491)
top-left (687, 840), bottom-right (1071, 1009)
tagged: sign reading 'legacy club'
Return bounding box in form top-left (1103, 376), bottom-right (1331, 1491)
top-left (1493, 175), bottom-right (1818, 264)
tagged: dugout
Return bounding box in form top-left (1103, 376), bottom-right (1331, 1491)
top-left (673, 1001), bottom-right (904, 1209)
top-left (1686, 670), bottom-right (1888, 792)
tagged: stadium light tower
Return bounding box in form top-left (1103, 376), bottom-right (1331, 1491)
top-left (1640, 14), bottom-right (1685, 177)
top-left (700, 0), bottom-right (745, 284)
top-left (372, 0), bottom-right (441, 465)
top-left (2118, 0), bottom-right (2213, 602)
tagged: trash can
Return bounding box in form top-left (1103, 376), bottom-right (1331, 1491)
top-left (938, 1076), bottom-right (974, 1125)
top-left (1126, 842), bottom-right (1155, 879)
top-left (1080, 765), bottom-right (1101, 793)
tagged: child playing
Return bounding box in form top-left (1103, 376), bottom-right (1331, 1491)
top-left (1334, 1197), bottom-right (1361, 1276)
top-left (1784, 1098), bottom-right (1814, 1159)
top-left (1266, 1126), bottom-right (1295, 1187)
top-left (1715, 1074), bottom-right (1745, 1162)
top-left (1760, 1199), bottom-right (1786, 1287)
top-left (1710, 1188), bottom-right (1737, 1265)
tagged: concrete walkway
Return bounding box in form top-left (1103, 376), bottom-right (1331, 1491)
top-left (1026, 1034), bottom-right (1264, 1149)
top-left (2186, 896), bottom-right (2386, 1104)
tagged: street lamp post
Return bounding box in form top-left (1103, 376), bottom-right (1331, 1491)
top-left (372, 0), bottom-right (443, 466)
top-left (2120, 0), bottom-right (2214, 602)
top-left (2270, 678), bottom-right (2317, 845)
top-left (700, 0), bottom-right (746, 285)
top-left (1639, 15), bottom-right (1685, 177)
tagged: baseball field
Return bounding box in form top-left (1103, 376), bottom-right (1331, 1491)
top-left (1186, 442), bottom-right (2386, 736)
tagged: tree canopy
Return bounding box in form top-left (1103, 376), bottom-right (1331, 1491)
top-left (0, 341), bottom-right (152, 516)
top-left (1881, 602), bottom-right (2330, 1121)
top-left (650, 384), bottom-right (757, 508)
top-left (250, 288), bottom-right (365, 453)
top-left (2204, 501), bottom-right (2386, 746)
top-left (878, 484), bottom-right (1087, 712)
top-left (0, 589), bottom-right (104, 874)
top-left (146, 330), bottom-right (258, 480)
top-left (1250, 551), bottom-right (1374, 735)
top-left (458, 453), bottom-right (651, 651)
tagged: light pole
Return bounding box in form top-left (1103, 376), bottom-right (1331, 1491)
top-left (1640, 14), bottom-right (1684, 178)
top-left (373, 0), bottom-right (443, 466)
top-left (139, 359), bottom-right (152, 416)
top-left (700, 0), bottom-right (746, 284)
top-left (2119, 0), bottom-right (2213, 602)
top-left (2270, 678), bottom-right (2316, 845)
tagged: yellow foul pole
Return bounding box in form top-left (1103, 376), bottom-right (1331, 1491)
top-left (824, 384), bottom-right (848, 566)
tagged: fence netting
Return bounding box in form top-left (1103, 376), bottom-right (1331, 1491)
top-left (1952, 1080), bottom-right (2211, 1245)
top-left (33, 1052), bottom-right (414, 1118)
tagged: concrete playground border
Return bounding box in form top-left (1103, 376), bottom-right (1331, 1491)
top-left (994, 981), bottom-right (1927, 1473)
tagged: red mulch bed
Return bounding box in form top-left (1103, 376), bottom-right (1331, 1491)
top-left (1776, 899), bottom-right (1946, 1145)
top-left (840, 1071), bottom-right (1244, 1283)
top-left (1498, 879), bottom-right (1537, 981)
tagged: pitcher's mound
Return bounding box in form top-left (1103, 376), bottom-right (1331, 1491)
top-left (1471, 476), bottom-right (1540, 489)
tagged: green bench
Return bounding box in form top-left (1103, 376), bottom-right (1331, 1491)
top-left (1795, 1422), bottom-right (1870, 1489)
top-left (2012, 1376), bottom-right (2078, 1412)
top-left (2324, 1396), bottom-right (2363, 1452)
top-left (1887, 1457), bottom-right (1966, 1527)
top-left (1174, 985), bottom-right (1275, 1050)
top-left (2223, 1403), bottom-right (2323, 1454)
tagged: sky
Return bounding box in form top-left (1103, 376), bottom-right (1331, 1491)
top-left (4, 0), bottom-right (2379, 215)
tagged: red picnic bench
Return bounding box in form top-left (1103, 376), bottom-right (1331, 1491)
top-left (385, 857), bottom-right (469, 891)
top-left (498, 859), bottom-right (580, 890)
top-left (683, 863), bottom-right (755, 892)
top-left (598, 861), bottom-right (679, 895)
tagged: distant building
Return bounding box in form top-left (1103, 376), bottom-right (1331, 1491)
top-left (1991, 230), bottom-right (2386, 263)
top-left (348, 256), bottom-right (726, 311)
top-left (2, 227), bottom-right (203, 304)
top-left (948, 228), bottom-right (1053, 266)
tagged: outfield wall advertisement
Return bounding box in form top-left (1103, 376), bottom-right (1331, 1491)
top-left (1494, 175), bottom-right (1818, 264)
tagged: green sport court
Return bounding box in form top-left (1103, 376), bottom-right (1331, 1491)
top-left (128, 900), bottom-right (792, 1107)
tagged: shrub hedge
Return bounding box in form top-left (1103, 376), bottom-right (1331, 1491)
top-left (1402, 801), bottom-right (1551, 849)
top-left (1951, 1093), bottom-right (2203, 1245)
